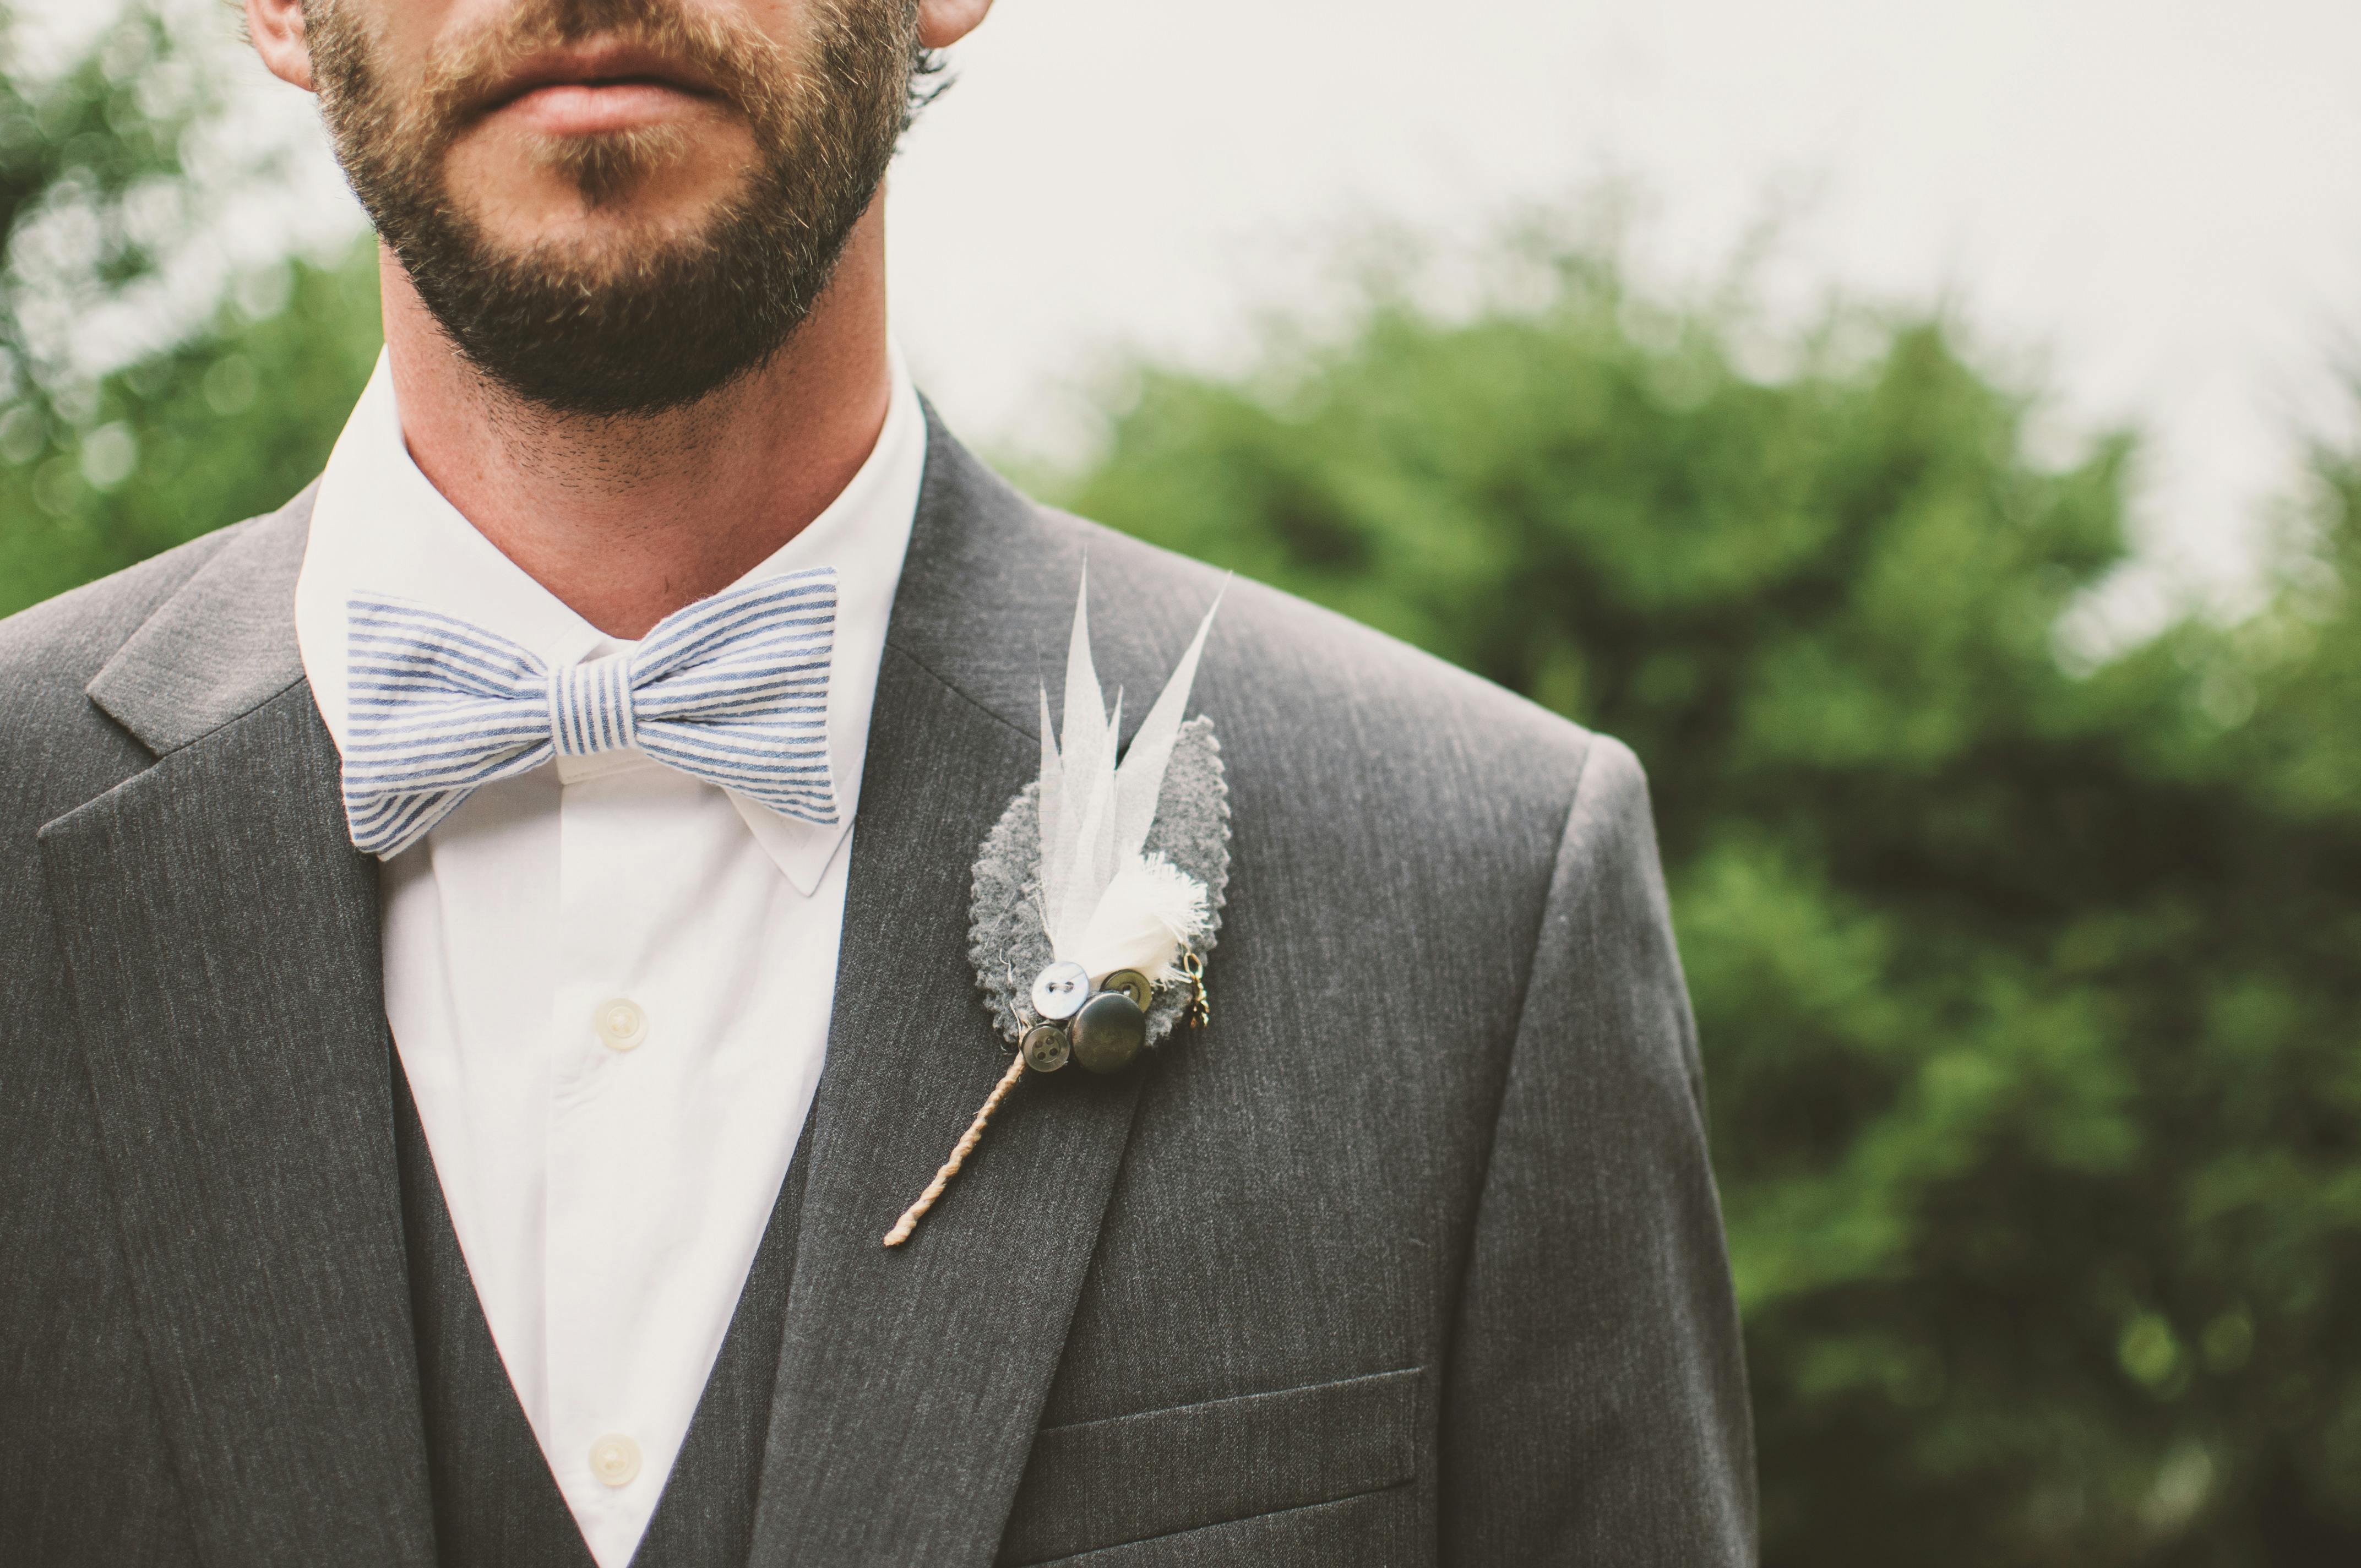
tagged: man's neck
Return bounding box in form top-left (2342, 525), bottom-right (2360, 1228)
top-left (381, 202), bottom-right (895, 641)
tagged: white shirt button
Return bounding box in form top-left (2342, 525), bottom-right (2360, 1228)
top-left (594, 998), bottom-right (648, 1052)
top-left (589, 1432), bottom-right (641, 1487)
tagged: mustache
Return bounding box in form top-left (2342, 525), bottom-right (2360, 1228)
top-left (410, 0), bottom-right (797, 146)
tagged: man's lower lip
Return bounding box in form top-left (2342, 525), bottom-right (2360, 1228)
top-left (496, 81), bottom-right (708, 137)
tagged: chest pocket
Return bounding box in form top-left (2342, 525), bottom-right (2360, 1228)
top-left (996, 1366), bottom-right (1422, 1565)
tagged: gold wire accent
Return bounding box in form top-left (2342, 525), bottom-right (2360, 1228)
top-left (1179, 949), bottom-right (1210, 1028)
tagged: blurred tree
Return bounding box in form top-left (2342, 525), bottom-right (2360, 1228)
top-left (0, 0), bottom-right (378, 620)
top-left (1056, 236), bottom-right (2361, 1567)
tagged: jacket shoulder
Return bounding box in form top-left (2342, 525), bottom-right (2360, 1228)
top-left (0, 522), bottom-right (255, 716)
top-left (1040, 503), bottom-right (1600, 810)
top-left (903, 420), bottom-right (1601, 819)
top-left (0, 519), bottom-right (265, 837)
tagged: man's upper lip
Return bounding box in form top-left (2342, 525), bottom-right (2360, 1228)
top-left (476, 40), bottom-right (720, 115)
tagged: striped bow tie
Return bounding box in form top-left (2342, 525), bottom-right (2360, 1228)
top-left (341, 569), bottom-right (838, 857)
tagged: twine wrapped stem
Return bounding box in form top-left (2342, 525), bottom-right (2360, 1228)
top-left (883, 1050), bottom-right (1030, 1246)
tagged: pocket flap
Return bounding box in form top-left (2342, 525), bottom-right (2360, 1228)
top-left (998, 1366), bottom-right (1422, 1565)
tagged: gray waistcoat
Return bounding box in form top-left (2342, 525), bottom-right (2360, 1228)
top-left (395, 1052), bottom-right (809, 1568)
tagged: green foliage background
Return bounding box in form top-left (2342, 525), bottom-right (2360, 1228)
top-left (0, 3), bottom-right (380, 620)
top-left (6, 8), bottom-right (2356, 1565)
top-left (1061, 250), bottom-right (2361, 1565)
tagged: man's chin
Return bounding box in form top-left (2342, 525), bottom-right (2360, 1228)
top-left (448, 125), bottom-right (748, 232)
top-left (394, 192), bottom-right (806, 418)
top-left (464, 209), bottom-right (714, 280)
top-left (444, 186), bottom-right (748, 291)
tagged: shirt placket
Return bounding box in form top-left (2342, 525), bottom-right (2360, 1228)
top-left (545, 752), bottom-right (664, 1565)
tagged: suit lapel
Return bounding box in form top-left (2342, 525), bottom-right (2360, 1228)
top-left (747, 420), bottom-right (1156, 1566)
top-left (39, 499), bottom-right (436, 1567)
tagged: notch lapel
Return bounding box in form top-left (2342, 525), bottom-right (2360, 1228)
top-left (37, 501), bottom-right (436, 1567)
top-left (747, 421), bottom-right (1158, 1566)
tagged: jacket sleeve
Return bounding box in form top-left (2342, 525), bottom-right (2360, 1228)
top-left (1438, 734), bottom-right (1757, 1564)
top-left (0, 588), bottom-right (204, 1565)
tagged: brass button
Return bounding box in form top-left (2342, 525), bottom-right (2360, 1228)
top-left (1030, 961), bottom-right (1091, 1021)
top-left (1070, 990), bottom-right (1146, 1074)
top-left (1021, 1023), bottom-right (1071, 1073)
top-left (1100, 969), bottom-right (1151, 1009)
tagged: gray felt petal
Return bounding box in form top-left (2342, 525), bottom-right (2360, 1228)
top-left (969, 716), bottom-right (1229, 1047)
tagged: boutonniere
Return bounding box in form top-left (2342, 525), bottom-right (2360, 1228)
top-left (885, 569), bottom-right (1228, 1245)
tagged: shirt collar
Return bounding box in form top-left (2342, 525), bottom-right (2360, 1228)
top-left (293, 346), bottom-right (927, 896)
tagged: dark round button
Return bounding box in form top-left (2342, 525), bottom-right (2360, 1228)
top-left (1069, 990), bottom-right (1147, 1074)
top-left (1100, 969), bottom-right (1152, 1009)
top-left (1021, 1023), bottom-right (1071, 1073)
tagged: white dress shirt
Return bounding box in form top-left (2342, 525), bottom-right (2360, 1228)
top-left (293, 350), bottom-right (925, 1568)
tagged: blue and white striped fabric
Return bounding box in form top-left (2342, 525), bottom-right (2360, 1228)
top-left (341, 569), bottom-right (838, 857)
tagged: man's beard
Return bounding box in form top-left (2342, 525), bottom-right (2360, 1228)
top-left (306, 0), bottom-right (915, 417)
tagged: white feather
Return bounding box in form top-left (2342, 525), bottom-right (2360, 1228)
top-left (1042, 561), bottom-right (1103, 939)
top-left (1066, 852), bottom-right (1211, 987)
top-left (1037, 574), bottom-right (1222, 985)
top-left (1114, 591), bottom-right (1222, 862)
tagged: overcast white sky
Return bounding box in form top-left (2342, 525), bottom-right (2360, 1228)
top-left (882, 0), bottom-right (2361, 609)
top-left (184, 0), bottom-right (2361, 607)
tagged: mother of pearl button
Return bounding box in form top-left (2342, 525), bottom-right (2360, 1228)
top-left (1029, 961), bottom-right (1092, 1022)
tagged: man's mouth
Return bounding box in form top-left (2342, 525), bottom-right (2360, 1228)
top-left (475, 39), bottom-right (725, 136)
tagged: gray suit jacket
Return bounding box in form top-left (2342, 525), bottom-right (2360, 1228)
top-left (0, 414), bottom-right (1754, 1566)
